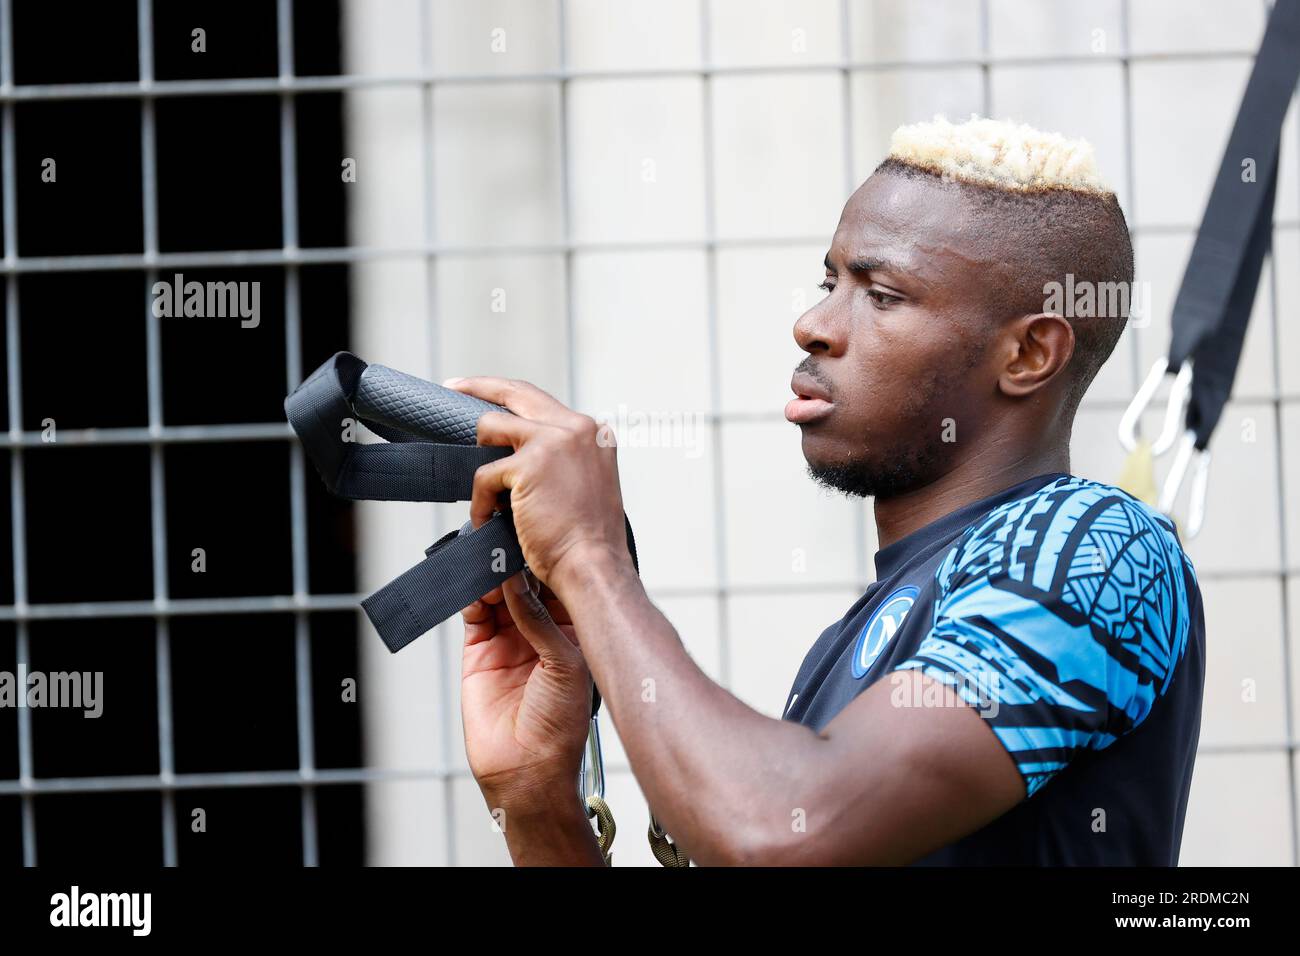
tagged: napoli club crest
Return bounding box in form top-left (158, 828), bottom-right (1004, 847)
top-left (850, 586), bottom-right (918, 679)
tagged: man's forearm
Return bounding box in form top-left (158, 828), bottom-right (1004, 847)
top-left (554, 547), bottom-right (827, 865)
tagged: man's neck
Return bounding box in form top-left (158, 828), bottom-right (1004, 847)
top-left (873, 440), bottom-right (1071, 550)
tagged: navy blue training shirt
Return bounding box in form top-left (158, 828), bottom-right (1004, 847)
top-left (782, 473), bottom-right (1205, 865)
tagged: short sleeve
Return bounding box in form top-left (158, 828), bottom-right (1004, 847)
top-left (893, 482), bottom-right (1197, 797)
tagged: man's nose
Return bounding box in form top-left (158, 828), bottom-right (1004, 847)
top-left (793, 300), bottom-right (845, 355)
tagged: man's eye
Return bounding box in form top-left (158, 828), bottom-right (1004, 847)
top-left (818, 280), bottom-right (835, 293)
top-left (867, 289), bottom-right (901, 306)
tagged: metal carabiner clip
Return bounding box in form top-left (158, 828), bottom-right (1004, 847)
top-left (1157, 431), bottom-right (1211, 539)
top-left (579, 712), bottom-right (605, 809)
top-left (1118, 358), bottom-right (1209, 538)
top-left (578, 712), bottom-right (617, 863)
top-left (1118, 357), bottom-right (1192, 456)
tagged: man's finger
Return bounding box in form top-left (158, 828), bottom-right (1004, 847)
top-left (492, 590), bottom-right (573, 634)
top-left (461, 599), bottom-right (492, 624)
top-left (443, 376), bottom-right (581, 426)
top-left (538, 593), bottom-right (572, 626)
top-left (499, 572), bottom-right (580, 662)
top-left (468, 455), bottom-right (516, 529)
top-left (461, 599), bottom-right (496, 645)
top-left (475, 410), bottom-right (548, 450)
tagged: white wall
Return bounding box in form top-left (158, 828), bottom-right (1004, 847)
top-left (346, 0), bottom-right (1300, 866)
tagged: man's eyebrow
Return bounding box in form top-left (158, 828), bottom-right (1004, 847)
top-left (824, 252), bottom-right (911, 277)
top-left (846, 256), bottom-right (907, 275)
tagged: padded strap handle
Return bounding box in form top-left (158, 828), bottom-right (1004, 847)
top-left (353, 363), bottom-right (505, 446)
top-left (285, 352), bottom-right (509, 502)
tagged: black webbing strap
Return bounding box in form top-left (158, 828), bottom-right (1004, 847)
top-left (332, 443), bottom-right (507, 502)
top-left (366, 512), bottom-right (642, 656)
top-left (1167, 0), bottom-right (1300, 449)
top-left (363, 514), bottom-right (525, 653)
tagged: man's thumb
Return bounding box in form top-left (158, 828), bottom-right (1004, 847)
top-left (501, 572), bottom-right (577, 661)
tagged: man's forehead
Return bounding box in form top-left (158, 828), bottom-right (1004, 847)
top-left (828, 172), bottom-right (989, 278)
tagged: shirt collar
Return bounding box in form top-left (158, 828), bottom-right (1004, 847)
top-left (873, 472), bottom-right (1069, 581)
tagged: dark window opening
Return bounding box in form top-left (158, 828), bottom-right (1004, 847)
top-left (0, 0), bottom-right (360, 866)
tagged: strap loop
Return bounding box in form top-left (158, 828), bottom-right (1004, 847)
top-left (362, 514), bottom-right (524, 653)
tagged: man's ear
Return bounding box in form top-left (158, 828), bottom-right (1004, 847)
top-left (998, 313), bottom-right (1075, 398)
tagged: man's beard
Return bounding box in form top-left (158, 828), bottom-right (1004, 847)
top-left (803, 354), bottom-right (966, 499)
top-left (806, 433), bottom-right (945, 500)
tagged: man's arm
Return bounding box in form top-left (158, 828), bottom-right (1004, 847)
top-left (446, 375), bottom-right (1024, 865)
top-left (556, 482), bottom-right (1195, 864)
top-left (550, 548), bottom-right (1024, 865)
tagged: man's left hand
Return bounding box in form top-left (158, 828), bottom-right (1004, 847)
top-left (443, 377), bottom-right (635, 599)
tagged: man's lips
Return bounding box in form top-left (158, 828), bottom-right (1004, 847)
top-left (786, 372), bottom-right (834, 425)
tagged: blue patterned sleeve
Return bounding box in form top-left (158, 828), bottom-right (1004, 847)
top-left (892, 481), bottom-right (1197, 797)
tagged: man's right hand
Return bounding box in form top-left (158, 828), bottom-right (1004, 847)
top-left (460, 572), bottom-right (607, 865)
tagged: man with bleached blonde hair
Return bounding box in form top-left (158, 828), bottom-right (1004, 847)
top-left (450, 116), bottom-right (1205, 866)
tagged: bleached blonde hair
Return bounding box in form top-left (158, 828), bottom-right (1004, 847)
top-left (887, 115), bottom-right (1113, 196)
